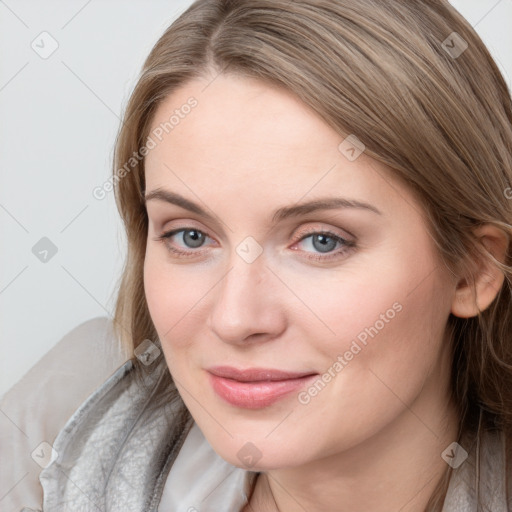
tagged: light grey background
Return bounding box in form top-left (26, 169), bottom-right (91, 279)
top-left (1, 0), bottom-right (511, 397)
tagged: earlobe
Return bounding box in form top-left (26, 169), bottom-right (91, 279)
top-left (451, 224), bottom-right (509, 319)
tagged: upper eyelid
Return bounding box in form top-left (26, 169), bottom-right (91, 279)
top-left (295, 225), bottom-right (353, 240)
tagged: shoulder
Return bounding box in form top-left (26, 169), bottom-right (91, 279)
top-left (0, 316), bottom-right (129, 512)
top-left (35, 336), bottom-right (191, 511)
top-left (443, 427), bottom-right (512, 511)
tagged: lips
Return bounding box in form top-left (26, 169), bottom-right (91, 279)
top-left (207, 365), bottom-right (318, 409)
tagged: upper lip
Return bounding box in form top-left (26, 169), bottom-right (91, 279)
top-left (207, 365), bottom-right (317, 382)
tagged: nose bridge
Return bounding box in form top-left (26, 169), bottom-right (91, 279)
top-left (208, 247), bottom-right (285, 343)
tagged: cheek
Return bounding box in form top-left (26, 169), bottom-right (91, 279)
top-left (288, 262), bottom-right (453, 456)
top-left (301, 237), bottom-right (452, 388)
top-left (143, 246), bottom-right (226, 374)
top-left (313, 249), bottom-right (452, 417)
top-left (143, 256), bottom-right (202, 386)
top-left (143, 250), bottom-right (199, 348)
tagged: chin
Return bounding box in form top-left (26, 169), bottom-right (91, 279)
top-left (200, 426), bottom-right (310, 471)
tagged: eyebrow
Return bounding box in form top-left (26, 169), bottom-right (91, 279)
top-left (143, 188), bottom-right (382, 223)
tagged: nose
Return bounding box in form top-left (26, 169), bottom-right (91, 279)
top-left (207, 252), bottom-right (287, 346)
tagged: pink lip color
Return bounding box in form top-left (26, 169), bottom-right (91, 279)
top-left (207, 366), bottom-right (317, 409)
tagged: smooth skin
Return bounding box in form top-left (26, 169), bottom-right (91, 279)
top-left (143, 73), bottom-right (508, 512)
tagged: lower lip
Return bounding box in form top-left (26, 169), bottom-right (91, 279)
top-left (208, 372), bottom-right (317, 409)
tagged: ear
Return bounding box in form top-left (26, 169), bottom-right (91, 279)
top-left (451, 224), bottom-right (509, 318)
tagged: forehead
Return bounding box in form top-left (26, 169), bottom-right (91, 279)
top-left (143, 74), bottom-right (418, 225)
top-left (149, 73), bottom-right (332, 136)
top-left (145, 74), bottom-right (343, 176)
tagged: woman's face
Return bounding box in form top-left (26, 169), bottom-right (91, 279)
top-left (143, 73), bottom-right (457, 470)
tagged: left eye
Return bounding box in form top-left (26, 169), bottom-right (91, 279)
top-left (296, 232), bottom-right (343, 254)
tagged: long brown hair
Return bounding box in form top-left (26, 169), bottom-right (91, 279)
top-left (110, 1), bottom-right (512, 508)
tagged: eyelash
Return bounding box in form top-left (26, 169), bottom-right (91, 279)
top-left (154, 226), bottom-right (356, 262)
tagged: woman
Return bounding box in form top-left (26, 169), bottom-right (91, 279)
top-left (22, 0), bottom-right (512, 510)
